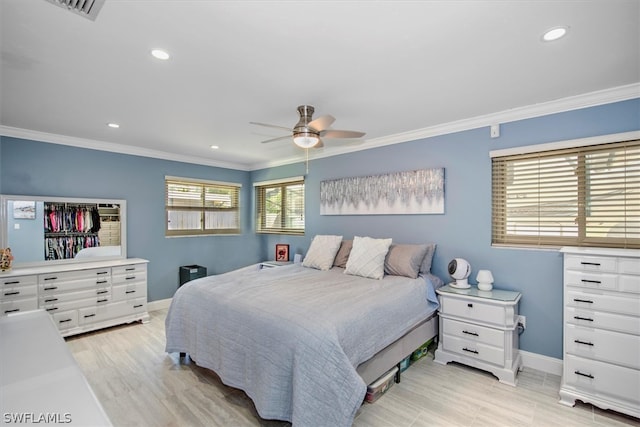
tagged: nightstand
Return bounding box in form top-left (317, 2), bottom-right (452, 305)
top-left (434, 284), bottom-right (522, 386)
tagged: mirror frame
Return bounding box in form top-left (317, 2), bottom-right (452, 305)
top-left (0, 194), bottom-right (127, 268)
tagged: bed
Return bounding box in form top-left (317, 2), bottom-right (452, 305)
top-left (165, 236), bottom-right (442, 427)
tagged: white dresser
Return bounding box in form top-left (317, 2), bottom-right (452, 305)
top-left (559, 247), bottom-right (640, 418)
top-left (0, 258), bottom-right (149, 337)
top-left (434, 284), bottom-right (522, 386)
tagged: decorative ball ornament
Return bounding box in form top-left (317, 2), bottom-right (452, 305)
top-left (448, 258), bottom-right (471, 289)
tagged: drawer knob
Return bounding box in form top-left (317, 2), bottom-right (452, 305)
top-left (4, 308), bottom-right (19, 314)
top-left (3, 291), bottom-right (19, 296)
top-left (3, 280), bottom-right (19, 285)
top-left (574, 370), bottom-right (594, 379)
top-left (133, 304), bottom-right (144, 309)
top-left (581, 279), bottom-right (601, 284)
top-left (59, 318), bottom-right (72, 323)
top-left (43, 286), bottom-right (58, 291)
top-left (84, 314), bottom-right (96, 318)
top-left (574, 316), bottom-right (594, 322)
top-left (462, 347), bottom-right (479, 354)
top-left (467, 303), bottom-right (473, 308)
top-left (44, 298), bottom-right (58, 303)
top-left (462, 330), bottom-right (479, 337)
top-left (46, 307), bottom-right (58, 312)
top-left (573, 298), bottom-right (593, 304)
top-left (574, 339), bottom-right (594, 346)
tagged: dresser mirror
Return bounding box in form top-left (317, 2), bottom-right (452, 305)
top-left (0, 195), bottom-right (126, 267)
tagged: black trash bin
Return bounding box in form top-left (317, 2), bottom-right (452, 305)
top-left (179, 265), bottom-right (207, 288)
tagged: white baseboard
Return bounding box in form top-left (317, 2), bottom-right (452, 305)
top-left (520, 349), bottom-right (563, 376)
top-left (147, 297), bottom-right (564, 376)
top-left (148, 298), bottom-right (172, 312)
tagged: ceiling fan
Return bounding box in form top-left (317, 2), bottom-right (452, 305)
top-left (250, 105), bottom-right (365, 149)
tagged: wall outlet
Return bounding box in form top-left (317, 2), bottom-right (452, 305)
top-left (517, 315), bottom-right (526, 329)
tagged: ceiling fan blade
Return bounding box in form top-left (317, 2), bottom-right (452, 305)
top-left (261, 135), bottom-right (292, 144)
top-left (250, 121), bottom-right (292, 132)
top-left (320, 129), bottom-right (365, 139)
top-left (308, 115), bottom-right (335, 132)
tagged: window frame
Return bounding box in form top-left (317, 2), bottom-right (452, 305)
top-left (490, 131), bottom-right (640, 250)
top-left (165, 176), bottom-right (241, 237)
top-left (254, 176), bottom-right (305, 235)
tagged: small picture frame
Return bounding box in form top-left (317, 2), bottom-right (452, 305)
top-left (275, 244), bottom-right (289, 262)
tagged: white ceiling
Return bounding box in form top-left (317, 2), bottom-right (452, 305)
top-left (1, 0), bottom-right (638, 171)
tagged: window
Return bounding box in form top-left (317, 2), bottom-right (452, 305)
top-left (165, 176), bottom-right (241, 236)
top-left (255, 177), bottom-right (305, 235)
top-left (492, 136), bottom-right (640, 249)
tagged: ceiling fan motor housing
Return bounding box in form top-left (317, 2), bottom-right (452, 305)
top-left (293, 105), bottom-right (320, 147)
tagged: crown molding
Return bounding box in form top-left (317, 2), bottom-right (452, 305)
top-left (2, 83), bottom-right (638, 172)
top-left (0, 126), bottom-right (252, 171)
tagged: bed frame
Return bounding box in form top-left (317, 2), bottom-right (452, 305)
top-left (356, 312), bottom-right (438, 385)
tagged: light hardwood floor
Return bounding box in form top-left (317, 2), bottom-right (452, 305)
top-left (65, 309), bottom-right (639, 427)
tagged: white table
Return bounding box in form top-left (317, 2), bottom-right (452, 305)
top-left (0, 310), bottom-right (112, 426)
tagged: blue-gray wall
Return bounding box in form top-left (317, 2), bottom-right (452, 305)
top-left (252, 98), bottom-right (640, 360)
top-left (1, 98), bottom-right (638, 360)
top-left (0, 140), bottom-right (261, 302)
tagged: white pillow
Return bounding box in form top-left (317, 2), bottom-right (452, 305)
top-left (302, 235), bottom-right (343, 271)
top-left (344, 236), bottom-right (393, 280)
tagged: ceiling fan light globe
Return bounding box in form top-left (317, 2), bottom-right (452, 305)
top-left (293, 134), bottom-right (319, 148)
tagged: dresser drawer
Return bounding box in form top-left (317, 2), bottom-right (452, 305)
top-left (39, 267), bottom-right (111, 284)
top-left (1, 298), bottom-right (37, 315)
top-left (564, 354), bottom-right (640, 406)
top-left (565, 270), bottom-right (617, 291)
top-left (441, 334), bottom-right (505, 366)
top-left (442, 318), bottom-right (505, 348)
top-left (620, 274), bottom-right (640, 294)
top-left (565, 255), bottom-right (617, 273)
top-left (619, 258), bottom-right (640, 275)
top-left (567, 289), bottom-right (640, 317)
top-left (440, 297), bottom-right (514, 327)
top-left (51, 309), bottom-right (79, 330)
top-left (566, 324), bottom-right (640, 369)
top-left (39, 273), bottom-right (111, 293)
top-left (1, 284), bottom-right (37, 301)
top-left (41, 295), bottom-right (111, 314)
top-left (112, 263), bottom-right (146, 277)
top-left (78, 297), bottom-right (146, 325)
top-left (1, 275), bottom-right (37, 287)
top-left (112, 282), bottom-right (147, 301)
top-left (39, 286), bottom-right (111, 306)
top-left (566, 306), bottom-right (640, 335)
top-left (112, 269), bottom-right (147, 286)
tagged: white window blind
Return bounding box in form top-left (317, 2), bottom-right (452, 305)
top-left (165, 177), bottom-right (241, 236)
top-left (492, 139), bottom-right (640, 249)
top-left (255, 177), bottom-right (305, 235)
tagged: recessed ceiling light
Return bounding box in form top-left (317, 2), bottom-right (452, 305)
top-left (210, 145), bottom-right (219, 150)
top-left (107, 123), bottom-right (120, 128)
top-left (151, 49), bottom-right (170, 60)
top-left (542, 26), bottom-right (568, 42)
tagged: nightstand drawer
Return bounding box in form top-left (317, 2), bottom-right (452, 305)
top-left (441, 334), bottom-right (504, 366)
top-left (442, 318), bottom-right (505, 347)
top-left (440, 297), bottom-right (512, 327)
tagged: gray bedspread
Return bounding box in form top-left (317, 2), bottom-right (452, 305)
top-left (165, 264), bottom-right (439, 427)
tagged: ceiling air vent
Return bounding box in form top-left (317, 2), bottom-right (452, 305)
top-left (43, 0), bottom-right (106, 21)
